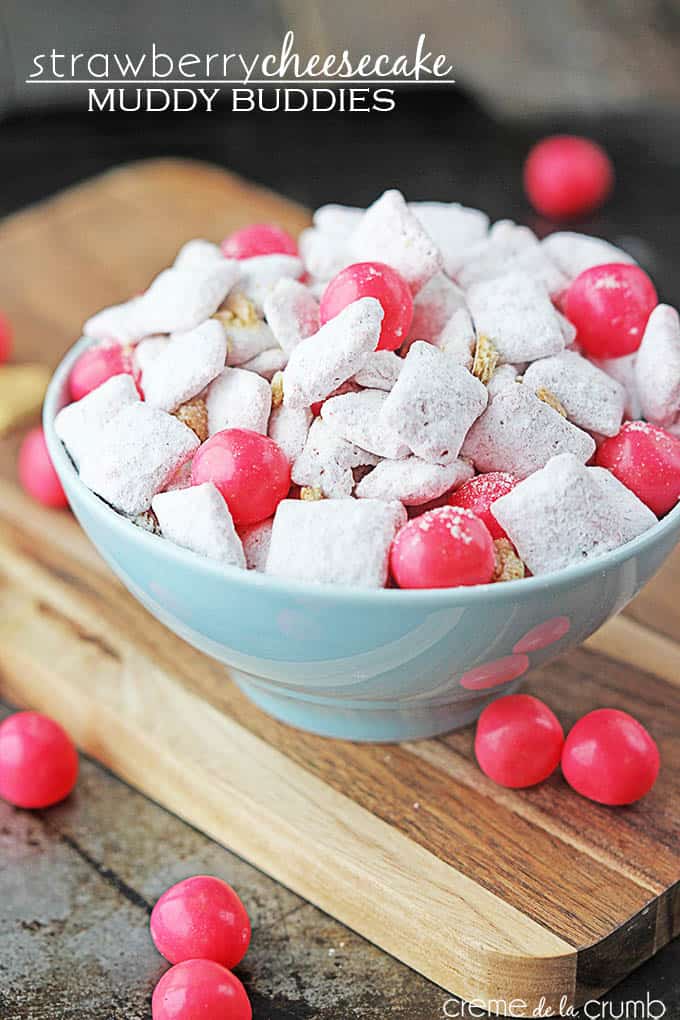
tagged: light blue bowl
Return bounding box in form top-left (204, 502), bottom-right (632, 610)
top-left (44, 338), bottom-right (680, 742)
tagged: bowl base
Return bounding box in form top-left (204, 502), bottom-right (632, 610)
top-left (234, 672), bottom-right (522, 742)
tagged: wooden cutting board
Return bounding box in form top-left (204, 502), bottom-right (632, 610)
top-left (0, 159), bottom-right (678, 1015)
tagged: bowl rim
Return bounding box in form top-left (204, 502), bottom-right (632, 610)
top-left (44, 336), bottom-right (680, 606)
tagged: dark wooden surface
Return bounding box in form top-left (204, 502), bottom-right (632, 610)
top-left (1, 97), bottom-right (680, 1018)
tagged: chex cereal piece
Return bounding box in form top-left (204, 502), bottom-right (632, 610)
top-left (263, 278), bottom-right (320, 354)
top-left (486, 364), bottom-right (520, 400)
top-left (241, 347), bottom-right (288, 380)
top-left (523, 350), bottom-right (625, 436)
top-left (266, 498), bottom-right (406, 587)
top-left (152, 482), bottom-right (245, 567)
top-left (240, 518), bottom-right (273, 571)
top-left (536, 387), bottom-right (567, 417)
top-left (355, 455), bottom-right (473, 505)
top-left (133, 335), bottom-right (168, 376)
top-left (472, 334), bottom-right (500, 385)
top-left (79, 403), bottom-right (199, 516)
top-left (456, 221), bottom-right (565, 297)
top-left (407, 273), bottom-right (467, 346)
top-left (237, 254), bottom-right (304, 314)
top-left (173, 396), bottom-right (209, 442)
top-left (268, 402), bottom-right (313, 463)
top-left (84, 261), bottom-right (238, 344)
top-left (462, 384), bottom-right (595, 478)
top-left (313, 204), bottom-right (363, 236)
top-left (174, 239), bottom-right (223, 270)
top-left (591, 353), bottom-right (641, 420)
top-left (589, 467), bottom-right (658, 544)
top-left (353, 350), bottom-right (403, 391)
top-left (55, 373), bottom-right (140, 466)
top-left (300, 485), bottom-right (324, 501)
top-left (206, 367), bottom-right (272, 436)
top-left (541, 231), bottom-right (635, 283)
top-left (409, 201), bottom-right (490, 278)
top-left (634, 304), bottom-right (680, 427)
top-left (492, 538), bottom-right (525, 582)
top-left (491, 454), bottom-right (655, 575)
top-left (349, 190), bottom-right (442, 294)
top-left (321, 389), bottom-right (410, 459)
top-left (214, 294), bottom-right (278, 367)
top-left (557, 311), bottom-right (578, 347)
top-left (142, 319), bottom-right (227, 412)
top-left (283, 297), bottom-right (382, 409)
top-left (466, 272), bottom-right (565, 364)
top-left (291, 418), bottom-right (378, 498)
top-left (380, 341), bottom-right (488, 465)
top-left (298, 227), bottom-right (350, 283)
top-left (436, 308), bottom-right (476, 369)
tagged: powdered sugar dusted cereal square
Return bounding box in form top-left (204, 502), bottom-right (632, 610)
top-left (466, 272), bottom-right (565, 364)
top-left (292, 418), bottom-right (378, 498)
top-left (409, 201), bottom-right (489, 278)
top-left (263, 278), bottom-right (319, 354)
top-left (152, 482), bottom-right (245, 567)
top-left (56, 373), bottom-right (140, 467)
top-left (407, 273), bottom-right (467, 346)
top-left (634, 304), bottom-right (680, 427)
top-left (381, 341), bottom-right (488, 464)
top-left (266, 498), bottom-right (406, 587)
top-left (206, 367), bottom-right (272, 436)
top-left (523, 350), bottom-right (625, 436)
top-left (240, 518), bottom-right (274, 571)
top-left (321, 389), bottom-right (410, 460)
top-left (462, 383), bottom-right (595, 478)
top-left (541, 231), bottom-right (635, 283)
top-left (353, 350), bottom-right (402, 391)
top-left (355, 456), bottom-right (473, 505)
top-left (237, 254), bottom-right (303, 314)
top-left (141, 319), bottom-right (227, 412)
top-left (349, 190), bottom-right (442, 294)
top-left (268, 402), bottom-right (313, 464)
top-left (79, 403), bottom-right (199, 516)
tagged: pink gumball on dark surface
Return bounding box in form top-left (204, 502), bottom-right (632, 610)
top-left (152, 959), bottom-right (251, 1020)
top-left (562, 708), bottom-right (660, 806)
top-left (524, 135), bottom-right (614, 220)
top-left (151, 875), bottom-right (251, 969)
top-left (191, 428), bottom-right (291, 527)
top-left (0, 711), bottom-right (79, 809)
top-left (320, 262), bottom-right (413, 351)
top-left (18, 427), bottom-right (69, 509)
top-left (221, 223), bottom-right (298, 260)
top-left (564, 263), bottom-right (657, 359)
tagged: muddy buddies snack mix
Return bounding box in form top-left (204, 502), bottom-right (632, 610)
top-left (56, 189), bottom-right (678, 588)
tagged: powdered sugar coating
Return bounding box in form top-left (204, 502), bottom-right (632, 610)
top-left (56, 373), bottom-right (140, 467)
top-left (298, 226), bottom-right (350, 282)
top-left (436, 307), bottom-right (476, 368)
top-left (407, 273), bottom-right (467, 346)
top-left (237, 254), bottom-right (303, 314)
top-left (486, 364), bottom-right (520, 400)
top-left (491, 454), bottom-right (655, 575)
top-left (355, 456), bottom-right (473, 505)
top-left (321, 389), bottom-right (410, 460)
top-left (466, 272), bottom-right (565, 364)
top-left (263, 278), bottom-right (320, 354)
top-left (79, 403), bottom-right (199, 516)
top-left (523, 350), bottom-right (625, 436)
top-left (142, 319), bottom-right (227, 412)
top-left (152, 482), bottom-right (246, 567)
top-left (223, 318), bottom-right (277, 367)
top-left (592, 353), bottom-right (641, 420)
top-left (241, 347), bottom-right (288, 380)
top-left (589, 467), bottom-right (659, 543)
top-left (381, 341), bottom-right (488, 465)
top-left (409, 202), bottom-right (489, 278)
top-left (266, 498), bottom-right (406, 587)
top-left (349, 190), bottom-right (442, 294)
top-left (462, 384), bottom-right (596, 478)
top-left (353, 350), bottom-right (403, 391)
top-left (84, 261), bottom-right (238, 344)
top-left (268, 402), bottom-right (313, 464)
top-left (456, 221), bottom-right (566, 297)
top-left (174, 239), bottom-right (223, 270)
top-left (634, 304), bottom-right (680, 427)
top-left (206, 367), bottom-right (272, 436)
top-left (283, 297), bottom-right (383, 409)
top-left (292, 418), bottom-right (378, 498)
top-left (240, 518), bottom-right (273, 571)
top-left (541, 231), bottom-right (635, 283)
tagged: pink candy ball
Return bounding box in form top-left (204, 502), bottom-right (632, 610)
top-left (475, 694), bottom-right (565, 789)
top-left (390, 506), bottom-right (496, 589)
top-left (0, 711), bottom-right (79, 809)
top-left (68, 343), bottom-right (136, 402)
top-left (595, 421), bottom-right (680, 516)
top-left (152, 960), bottom-right (251, 1020)
top-left (0, 311), bottom-right (13, 364)
top-left (221, 223), bottom-right (298, 260)
top-left (448, 472), bottom-right (518, 540)
top-left (565, 263), bottom-right (657, 359)
top-left (524, 135), bottom-right (614, 220)
top-left (18, 427), bottom-right (68, 509)
top-left (562, 709), bottom-right (659, 806)
top-left (191, 428), bottom-right (291, 527)
top-left (151, 876), bottom-right (251, 969)
top-left (319, 262), bottom-right (413, 351)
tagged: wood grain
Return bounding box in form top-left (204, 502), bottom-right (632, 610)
top-left (0, 159), bottom-right (678, 1014)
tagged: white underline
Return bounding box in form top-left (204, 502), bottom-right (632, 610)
top-left (24, 79), bottom-right (454, 86)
